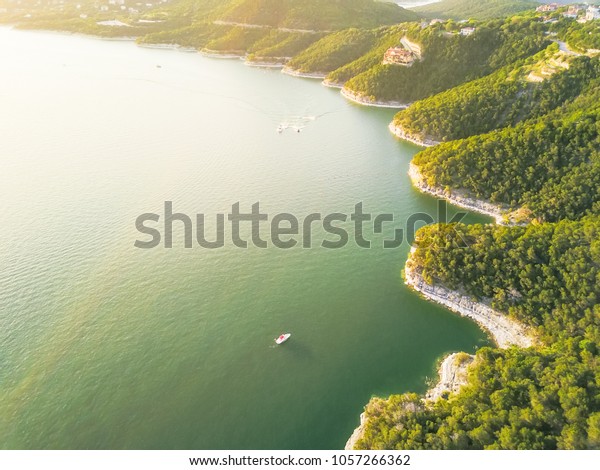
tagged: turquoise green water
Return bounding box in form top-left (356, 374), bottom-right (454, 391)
top-left (0, 28), bottom-right (491, 449)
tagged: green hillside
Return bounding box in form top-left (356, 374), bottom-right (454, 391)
top-left (135, 0), bottom-right (417, 59)
top-left (412, 77), bottom-right (600, 222)
top-left (286, 28), bottom-right (382, 73)
top-left (161, 0), bottom-right (418, 30)
top-left (392, 48), bottom-right (597, 142)
top-left (247, 30), bottom-right (325, 60)
top-left (218, 0), bottom-right (418, 29)
top-left (554, 17), bottom-right (600, 52)
top-left (325, 26), bottom-right (407, 84)
top-left (2, 0), bottom-right (418, 48)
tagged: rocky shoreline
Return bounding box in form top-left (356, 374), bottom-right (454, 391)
top-left (388, 121), bottom-right (439, 147)
top-left (341, 88), bottom-right (409, 108)
top-left (344, 412), bottom-right (367, 450)
top-left (200, 49), bottom-right (246, 59)
top-left (404, 259), bottom-right (533, 349)
top-left (245, 57), bottom-right (290, 68)
top-left (409, 162), bottom-right (507, 224)
top-left (281, 67), bottom-right (328, 79)
top-left (137, 43), bottom-right (198, 52)
top-left (322, 79), bottom-right (345, 89)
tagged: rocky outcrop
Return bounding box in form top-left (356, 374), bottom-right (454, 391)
top-left (426, 353), bottom-right (474, 401)
top-left (400, 36), bottom-right (422, 60)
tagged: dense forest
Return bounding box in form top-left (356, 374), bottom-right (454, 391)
top-left (356, 216), bottom-right (600, 449)
top-left (286, 23), bottom-right (412, 77)
top-left (410, 220), bottom-right (600, 342)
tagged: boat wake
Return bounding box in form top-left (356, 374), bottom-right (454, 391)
top-left (276, 109), bottom-right (343, 134)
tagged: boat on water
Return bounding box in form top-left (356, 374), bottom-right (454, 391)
top-left (275, 333), bottom-right (291, 344)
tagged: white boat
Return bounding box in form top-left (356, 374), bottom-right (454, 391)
top-left (275, 333), bottom-right (291, 344)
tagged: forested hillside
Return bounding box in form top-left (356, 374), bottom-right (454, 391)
top-left (325, 26), bottom-right (407, 85)
top-left (132, 0), bottom-right (418, 29)
top-left (134, 0), bottom-right (417, 58)
top-left (411, 78), bottom-right (600, 222)
top-left (216, 0), bottom-right (417, 30)
top-left (392, 50), bottom-right (599, 142)
top-left (341, 18), bottom-right (548, 104)
top-left (285, 28), bottom-right (382, 74)
top-left (247, 30), bottom-right (325, 61)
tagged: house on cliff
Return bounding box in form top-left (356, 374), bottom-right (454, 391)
top-left (383, 47), bottom-right (414, 66)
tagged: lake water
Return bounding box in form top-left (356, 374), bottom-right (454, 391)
top-left (0, 28), bottom-right (490, 449)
